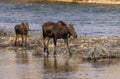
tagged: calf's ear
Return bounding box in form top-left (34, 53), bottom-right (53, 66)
top-left (21, 22), bottom-right (24, 25)
top-left (26, 22), bottom-right (28, 25)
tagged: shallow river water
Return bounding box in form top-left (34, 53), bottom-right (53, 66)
top-left (0, 48), bottom-right (120, 79)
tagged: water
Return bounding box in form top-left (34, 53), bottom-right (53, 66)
top-left (0, 48), bottom-right (120, 79)
top-left (0, 2), bottom-right (120, 37)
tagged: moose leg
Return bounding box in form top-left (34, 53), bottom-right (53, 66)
top-left (21, 35), bottom-right (24, 46)
top-left (15, 35), bottom-right (18, 46)
top-left (43, 37), bottom-right (46, 52)
top-left (44, 37), bottom-right (50, 55)
top-left (25, 35), bottom-right (27, 47)
top-left (64, 39), bottom-right (72, 57)
top-left (53, 38), bottom-right (57, 55)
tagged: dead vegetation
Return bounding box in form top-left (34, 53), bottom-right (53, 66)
top-left (0, 29), bottom-right (120, 60)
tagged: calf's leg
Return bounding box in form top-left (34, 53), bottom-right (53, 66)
top-left (43, 37), bottom-right (50, 55)
top-left (25, 35), bottom-right (27, 46)
top-left (15, 35), bottom-right (18, 46)
top-left (21, 35), bottom-right (24, 46)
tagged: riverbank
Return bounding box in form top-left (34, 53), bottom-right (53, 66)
top-left (1, 0), bottom-right (120, 4)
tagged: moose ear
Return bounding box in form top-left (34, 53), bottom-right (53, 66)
top-left (67, 24), bottom-right (72, 27)
top-left (21, 22), bottom-right (24, 25)
top-left (26, 22), bottom-right (28, 25)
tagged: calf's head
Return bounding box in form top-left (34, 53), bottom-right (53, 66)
top-left (21, 22), bottom-right (29, 31)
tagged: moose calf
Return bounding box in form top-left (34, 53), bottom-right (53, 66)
top-left (14, 22), bottom-right (29, 46)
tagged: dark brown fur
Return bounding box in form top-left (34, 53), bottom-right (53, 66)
top-left (14, 22), bottom-right (29, 46)
top-left (42, 21), bottom-right (77, 56)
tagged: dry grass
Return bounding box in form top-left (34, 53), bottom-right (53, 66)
top-left (1, 30), bottom-right (120, 59)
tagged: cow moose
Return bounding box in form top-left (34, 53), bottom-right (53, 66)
top-left (42, 21), bottom-right (77, 56)
top-left (14, 22), bottom-right (29, 46)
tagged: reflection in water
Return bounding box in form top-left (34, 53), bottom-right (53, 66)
top-left (91, 60), bottom-right (111, 68)
top-left (43, 54), bottom-right (78, 79)
top-left (53, 55), bottom-right (57, 73)
top-left (15, 47), bottom-right (28, 64)
top-left (81, 58), bottom-right (120, 79)
top-left (88, 58), bottom-right (120, 68)
top-left (65, 56), bottom-right (70, 75)
top-left (12, 47), bottom-right (44, 79)
top-left (1, 48), bottom-right (120, 79)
